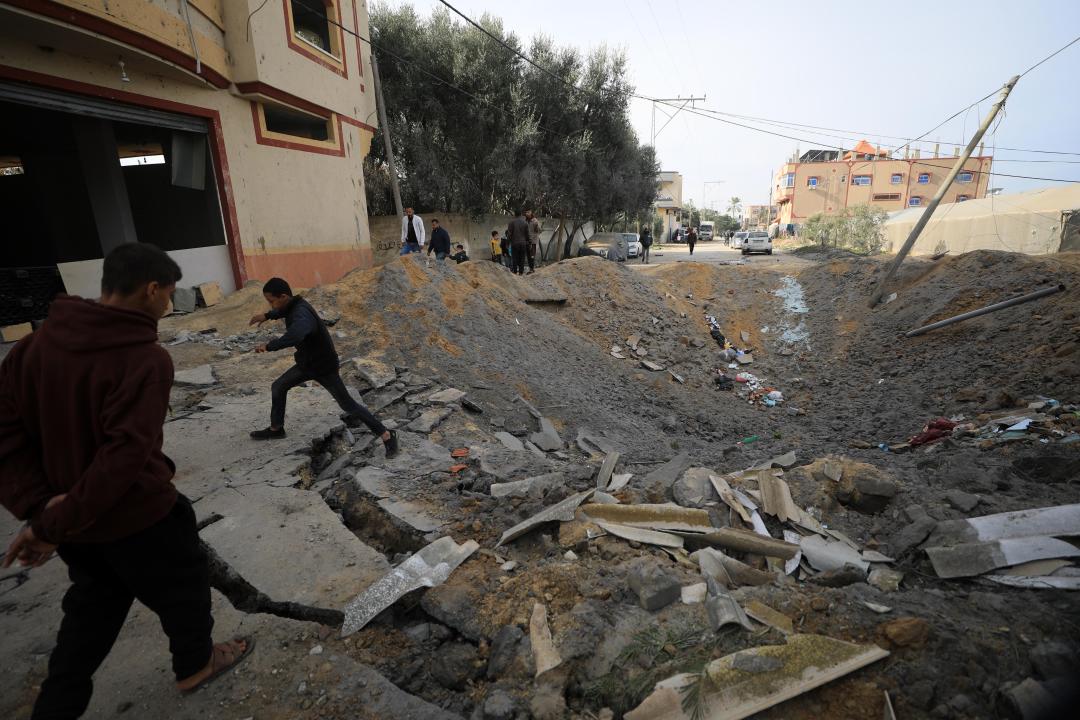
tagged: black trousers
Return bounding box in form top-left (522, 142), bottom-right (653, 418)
top-left (270, 364), bottom-right (386, 435)
top-left (688, 240), bottom-right (696, 255)
top-left (33, 497), bottom-right (212, 720)
top-left (526, 243), bottom-right (536, 271)
top-left (511, 243), bottom-right (527, 274)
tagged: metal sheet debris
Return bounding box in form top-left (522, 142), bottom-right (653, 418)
top-left (783, 530), bottom-right (803, 575)
top-left (607, 472), bottom-right (633, 492)
top-left (495, 490), bottom-right (595, 548)
top-left (747, 451), bottom-right (797, 471)
top-left (984, 575), bottom-right (1080, 590)
top-left (680, 527), bottom-right (799, 560)
top-left (709, 473), bottom-right (752, 523)
top-left (925, 537), bottom-right (1080, 579)
top-left (743, 600), bottom-right (794, 634)
top-left (926, 503), bottom-right (1080, 547)
top-left (998, 559), bottom-right (1072, 576)
top-left (800, 535), bottom-right (870, 573)
top-left (342, 536), bottom-right (479, 636)
top-left (705, 587), bottom-right (755, 632)
top-left (596, 452), bottom-right (621, 490)
top-left (530, 603), bottom-right (563, 677)
top-left (624, 634), bottom-right (890, 720)
top-left (595, 520), bottom-right (684, 549)
top-left (754, 470), bottom-right (800, 523)
top-left (581, 503), bottom-right (712, 533)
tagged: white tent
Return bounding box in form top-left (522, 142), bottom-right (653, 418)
top-left (882, 185), bottom-right (1080, 256)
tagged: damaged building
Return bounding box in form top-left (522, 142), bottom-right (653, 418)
top-left (0, 0), bottom-right (378, 326)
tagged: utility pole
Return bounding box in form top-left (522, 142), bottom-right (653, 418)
top-left (650, 95), bottom-right (706, 148)
top-left (371, 52), bottom-right (403, 217)
top-left (869, 76), bottom-right (1019, 307)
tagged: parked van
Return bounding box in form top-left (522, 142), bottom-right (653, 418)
top-left (698, 221), bottom-right (715, 241)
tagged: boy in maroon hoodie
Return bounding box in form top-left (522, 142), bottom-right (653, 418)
top-left (0, 243), bottom-right (252, 718)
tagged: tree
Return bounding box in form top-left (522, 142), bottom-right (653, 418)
top-left (802, 205), bottom-right (887, 254)
top-left (366, 6), bottom-right (658, 230)
top-left (727, 196), bottom-right (742, 216)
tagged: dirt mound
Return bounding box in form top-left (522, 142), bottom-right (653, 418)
top-left (161, 282), bottom-right (267, 336)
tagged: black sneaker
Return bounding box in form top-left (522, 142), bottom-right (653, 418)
top-left (250, 427), bottom-right (286, 440)
top-left (383, 430), bottom-right (400, 458)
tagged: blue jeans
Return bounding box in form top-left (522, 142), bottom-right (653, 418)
top-left (400, 243), bottom-right (421, 255)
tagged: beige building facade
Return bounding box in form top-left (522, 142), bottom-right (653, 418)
top-left (656, 170), bottom-right (683, 241)
top-left (0, 0), bottom-right (378, 320)
top-left (773, 143), bottom-right (992, 228)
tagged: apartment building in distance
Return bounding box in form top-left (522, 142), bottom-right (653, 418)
top-left (0, 0), bottom-right (379, 325)
top-left (656, 170), bottom-right (683, 240)
top-left (773, 140), bottom-right (993, 228)
top-left (742, 204), bottom-right (777, 230)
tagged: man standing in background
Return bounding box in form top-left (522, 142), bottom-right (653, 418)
top-left (640, 226), bottom-right (653, 264)
top-left (524, 210), bottom-right (541, 274)
top-left (400, 207), bottom-right (425, 255)
top-left (427, 219), bottom-right (451, 263)
top-left (687, 226), bottom-right (698, 256)
top-left (507, 210), bottom-right (530, 276)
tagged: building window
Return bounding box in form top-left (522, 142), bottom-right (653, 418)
top-left (909, 196), bottom-right (923, 207)
top-left (872, 193), bottom-right (901, 201)
top-left (852, 175), bottom-right (872, 186)
top-left (807, 176), bottom-right (819, 188)
top-left (784, 172), bottom-right (795, 188)
top-left (957, 171), bottom-right (974, 183)
top-left (890, 173), bottom-right (903, 184)
top-left (957, 194), bottom-right (970, 202)
top-left (917, 172), bottom-right (930, 184)
top-left (839, 175), bottom-right (846, 184)
top-left (252, 102), bottom-right (343, 155)
top-left (290, 0), bottom-right (341, 57)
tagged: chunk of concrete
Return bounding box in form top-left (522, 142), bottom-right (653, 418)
top-left (628, 562), bottom-right (681, 611)
top-left (427, 387), bottom-right (467, 404)
top-left (641, 452), bottom-right (692, 489)
top-left (800, 535), bottom-right (870, 573)
top-left (494, 431), bottom-right (525, 452)
top-left (530, 417), bottom-right (563, 452)
top-left (174, 364), bottom-right (217, 387)
top-left (945, 489), bottom-right (981, 513)
top-left (489, 472), bottom-right (564, 499)
top-left (353, 357), bottom-right (397, 389)
top-left (672, 467), bottom-right (718, 508)
top-left (409, 406), bottom-right (453, 433)
top-left (868, 568), bottom-right (904, 592)
top-left (530, 603), bottom-right (562, 677)
top-left (596, 451), bottom-right (620, 490)
top-left (171, 286), bottom-right (197, 313)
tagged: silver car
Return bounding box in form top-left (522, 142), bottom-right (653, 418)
top-left (731, 231), bottom-right (748, 249)
top-left (622, 233), bottom-right (642, 258)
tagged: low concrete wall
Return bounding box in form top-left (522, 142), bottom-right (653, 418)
top-left (368, 214), bottom-right (593, 265)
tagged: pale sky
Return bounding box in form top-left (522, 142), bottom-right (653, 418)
top-left (379, 0), bottom-right (1080, 209)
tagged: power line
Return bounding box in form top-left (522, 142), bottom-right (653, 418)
top-left (1019, 33), bottom-right (1080, 77)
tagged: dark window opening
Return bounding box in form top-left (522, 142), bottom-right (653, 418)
top-left (291, 0), bottom-right (336, 56)
top-left (263, 104), bottom-right (331, 141)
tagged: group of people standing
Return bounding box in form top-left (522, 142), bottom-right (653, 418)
top-left (399, 208), bottom-right (468, 264)
top-left (489, 209), bottom-right (540, 275)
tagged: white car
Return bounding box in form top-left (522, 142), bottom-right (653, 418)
top-left (742, 231), bottom-right (773, 255)
top-left (731, 231), bottom-right (748, 249)
top-left (622, 233), bottom-right (642, 258)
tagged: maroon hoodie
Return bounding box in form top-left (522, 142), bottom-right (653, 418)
top-left (0, 295), bottom-right (177, 544)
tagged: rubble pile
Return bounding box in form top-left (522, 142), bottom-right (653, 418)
top-left (9, 249), bottom-right (1075, 720)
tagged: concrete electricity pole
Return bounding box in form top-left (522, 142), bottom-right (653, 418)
top-left (371, 52), bottom-right (403, 218)
top-left (869, 76), bottom-right (1019, 307)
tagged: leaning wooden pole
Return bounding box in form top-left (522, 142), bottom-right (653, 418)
top-left (371, 52), bottom-right (403, 218)
top-left (869, 75), bottom-right (1019, 307)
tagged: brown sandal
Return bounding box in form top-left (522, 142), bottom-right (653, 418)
top-left (178, 636), bottom-right (255, 695)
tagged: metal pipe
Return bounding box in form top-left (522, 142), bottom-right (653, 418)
top-left (905, 284), bottom-right (1066, 338)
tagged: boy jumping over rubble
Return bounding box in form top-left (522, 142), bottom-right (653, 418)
top-left (249, 278), bottom-right (399, 457)
top-left (0, 243), bottom-right (253, 718)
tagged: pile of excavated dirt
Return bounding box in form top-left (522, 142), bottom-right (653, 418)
top-left (140, 250), bottom-right (1079, 720)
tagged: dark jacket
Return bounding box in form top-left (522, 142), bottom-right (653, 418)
top-left (507, 216), bottom-right (530, 246)
top-left (428, 226), bottom-right (452, 256)
top-left (451, 250), bottom-right (469, 264)
top-left (641, 230), bottom-right (653, 247)
top-left (0, 295), bottom-right (177, 544)
top-left (266, 296), bottom-right (338, 375)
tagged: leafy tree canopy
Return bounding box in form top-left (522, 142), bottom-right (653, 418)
top-left (367, 5), bottom-right (658, 223)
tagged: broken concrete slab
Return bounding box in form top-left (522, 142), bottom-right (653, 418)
top-left (196, 281), bottom-right (222, 307)
top-left (640, 360), bottom-right (664, 371)
top-left (364, 387), bottom-right (409, 412)
top-left (596, 451), bottom-right (621, 490)
top-left (576, 429), bottom-right (619, 457)
top-left (427, 387), bottom-right (467, 404)
top-left (495, 489), bottom-right (594, 548)
top-left (868, 568), bottom-right (904, 592)
top-left (945, 489), bottom-right (981, 513)
top-left (378, 498), bottom-right (445, 533)
top-left (735, 353), bottom-right (754, 365)
top-left (925, 537), bottom-right (1080, 579)
top-left (641, 452), bottom-right (692, 489)
top-left (493, 431), bottom-right (525, 452)
top-left (672, 467), bottom-right (718, 508)
top-left (409, 406), bottom-right (453, 433)
top-left (529, 417), bottom-right (563, 452)
top-left (889, 514), bottom-right (939, 556)
top-left (530, 603), bottom-right (562, 677)
top-left (681, 582), bottom-right (707, 604)
top-left (596, 520), bottom-right (683, 549)
top-left (581, 503), bottom-right (712, 533)
top-left (341, 536), bottom-right (479, 636)
top-left (627, 334), bottom-right (641, 350)
top-left (743, 600), bottom-right (794, 635)
top-left (747, 450), bottom-right (797, 471)
top-left (624, 634), bottom-right (889, 720)
top-left (172, 286), bottom-right (197, 313)
top-left (353, 466), bottom-right (397, 498)
top-left (800, 535), bottom-right (870, 573)
top-left (489, 472), bottom-right (564, 499)
top-left (174, 364), bottom-right (217, 387)
top-left (353, 357), bottom-right (397, 389)
top-left (926, 504), bottom-right (1080, 547)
